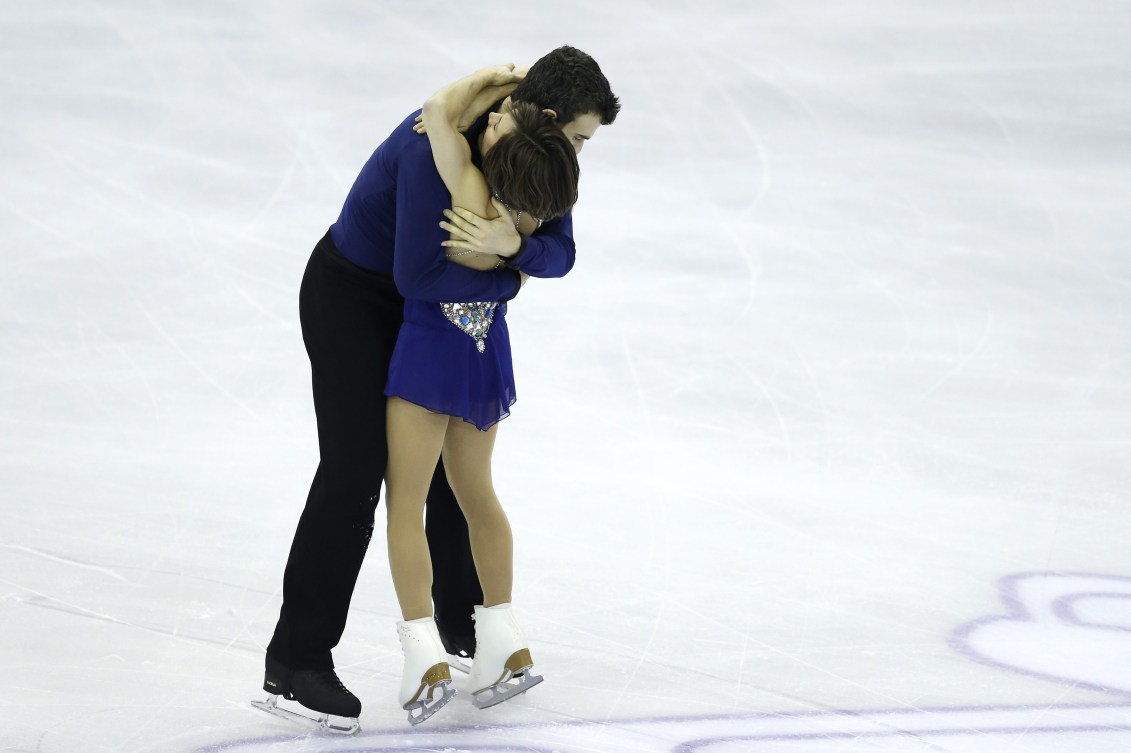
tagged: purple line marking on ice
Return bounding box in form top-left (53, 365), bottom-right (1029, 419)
top-left (1053, 591), bottom-right (1131, 632)
top-left (332, 746), bottom-right (560, 753)
top-left (196, 732), bottom-right (304, 753)
top-left (202, 702), bottom-right (1131, 753)
top-left (370, 699), bottom-right (1131, 734)
top-left (948, 571), bottom-right (1131, 699)
top-left (673, 724), bottom-right (1131, 753)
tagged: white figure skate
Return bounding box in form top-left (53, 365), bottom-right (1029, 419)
top-left (396, 617), bottom-right (456, 725)
top-left (467, 603), bottom-right (543, 709)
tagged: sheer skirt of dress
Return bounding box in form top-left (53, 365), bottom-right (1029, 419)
top-left (385, 299), bottom-right (515, 432)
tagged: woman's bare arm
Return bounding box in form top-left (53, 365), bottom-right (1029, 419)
top-left (413, 70), bottom-right (525, 134)
top-left (421, 66), bottom-right (526, 270)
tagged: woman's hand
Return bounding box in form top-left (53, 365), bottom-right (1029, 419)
top-left (414, 64), bottom-right (527, 134)
top-left (439, 200), bottom-right (522, 257)
top-left (483, 62), bottom-right (521, 86)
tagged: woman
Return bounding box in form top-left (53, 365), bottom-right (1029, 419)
top-left (383, 64), bottom-right (579, 724)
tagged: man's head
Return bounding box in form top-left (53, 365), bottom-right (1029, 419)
top-left (481, 100), bottom-right (579, 220)
top-left (511, 45), bottom-right (620, 154)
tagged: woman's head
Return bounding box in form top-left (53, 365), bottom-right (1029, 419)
top-left (480, 100), bottom-right (579, 220)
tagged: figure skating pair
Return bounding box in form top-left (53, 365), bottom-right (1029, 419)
top-left (255, 47), bottom-right (619, 734)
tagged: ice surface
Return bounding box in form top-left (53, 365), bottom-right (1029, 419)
top-left (1, 1), bottom-right (1129, 751)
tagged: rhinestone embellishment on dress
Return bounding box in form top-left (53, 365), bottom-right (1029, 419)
top-left (440, 302), bottom-right (497, 353)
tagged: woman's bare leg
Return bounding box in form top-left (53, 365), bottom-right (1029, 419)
top-left (385, 397), bottom-right (450, 621)
top-left (441, 419), bottom-right (512, 606)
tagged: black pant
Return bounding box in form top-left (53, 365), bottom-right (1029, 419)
top-left (266, 231), bottom-right (482, 671)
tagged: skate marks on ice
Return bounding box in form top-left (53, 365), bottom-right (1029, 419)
top-left (208, 571), bottom-right (1131, 753)
top-left (205, 703), bottom-right (1131, 753)
top-left (952, 572), bottom-right (1131, 697)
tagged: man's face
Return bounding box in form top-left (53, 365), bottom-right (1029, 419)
top-left (559, 112), bottom-right (602, 155)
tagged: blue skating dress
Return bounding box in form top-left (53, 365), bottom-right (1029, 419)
top-left (385, 296), bottom-right (515, 431)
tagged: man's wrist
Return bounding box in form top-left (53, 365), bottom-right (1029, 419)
top-left (500, 268), bottom-right (523, 301)
top-left (502, 236), bottom-right (528, 269)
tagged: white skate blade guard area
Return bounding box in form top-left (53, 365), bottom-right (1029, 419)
top-left (3, 1), bottom-right (1130, 752)
top-left (445, 654), bottom-right (472, 674)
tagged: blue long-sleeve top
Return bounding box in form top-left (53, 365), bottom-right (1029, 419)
top-left (330, 107), bottom-right (576, 303)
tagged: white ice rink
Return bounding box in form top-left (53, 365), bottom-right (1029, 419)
top-left (3, 1), bottom-right (1130, 751)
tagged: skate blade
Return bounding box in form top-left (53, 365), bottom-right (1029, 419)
top-left (251, 695), bottom-right (361, 736)
top-left (472, 670), bottom-right (544, 709)
top-left (405, 681), bottom-right (456, 726)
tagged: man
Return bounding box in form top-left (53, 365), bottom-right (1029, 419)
top-left (260, 46), bottom-right (620, 725)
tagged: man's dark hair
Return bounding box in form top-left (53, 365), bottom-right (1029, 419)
top-left (483, 100), bottom-right (579, 220)
top-left (512, 45), bottom-right (620, 126)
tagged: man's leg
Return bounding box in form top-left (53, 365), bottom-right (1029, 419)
top-left (268, 233), bottom-right (402, 672)
top-left (426, 458), bottom-right (484, 656)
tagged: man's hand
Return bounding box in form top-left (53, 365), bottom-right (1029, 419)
top-left (439, 198), bottom-right (523, 258)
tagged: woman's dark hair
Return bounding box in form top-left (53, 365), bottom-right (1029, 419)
top-left (482, 100), bottom-right (579, 220)
top-left (511, 45), bottom-right (620, 125)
